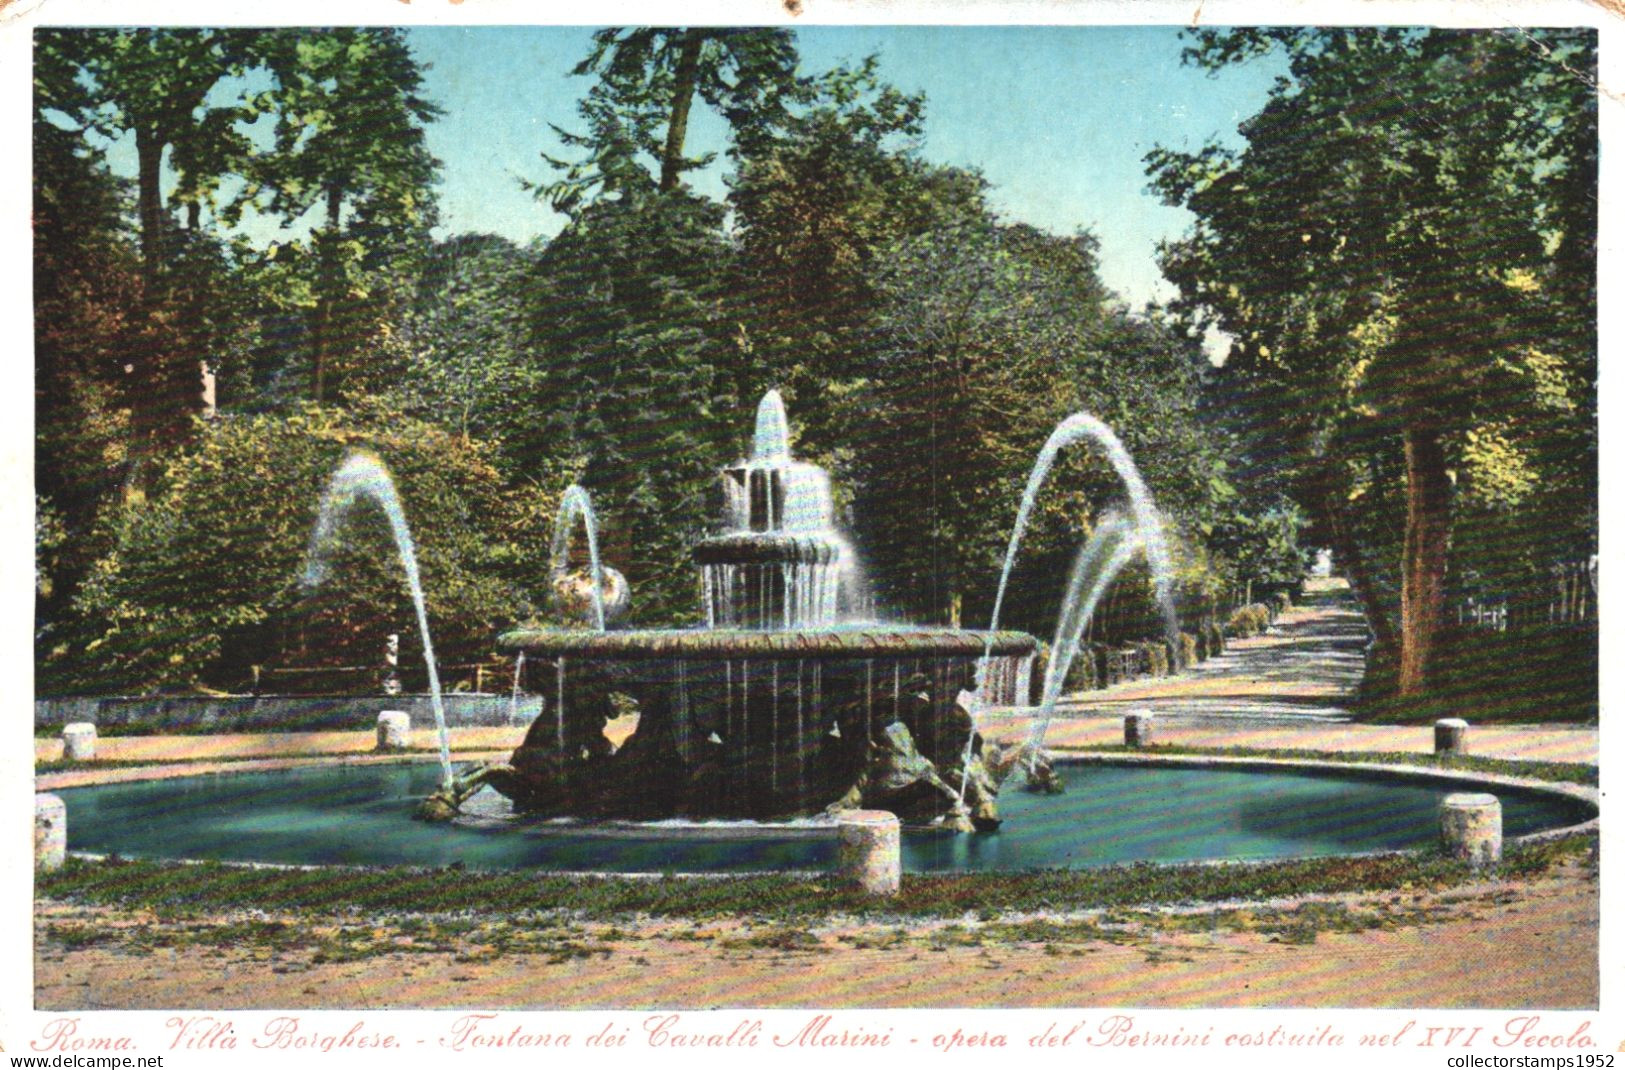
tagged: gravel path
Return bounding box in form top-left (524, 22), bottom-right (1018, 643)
top-left (982, 585), bottom-right (1597, 765)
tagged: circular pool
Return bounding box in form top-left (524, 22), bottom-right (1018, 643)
top-left (49, 758), bottom-right (1594, 874)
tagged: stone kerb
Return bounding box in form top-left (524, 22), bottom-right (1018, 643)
top-left (1440, 792), bottom-right (1502, 867)
top-left (62, 722), bottom-right (97, 761)
top-left (376, 711), bottom-right (412, 751)
top-left (1435, 718), bottom-right (1470, 755)
top-left (836, 810), bottom-right (901, 896)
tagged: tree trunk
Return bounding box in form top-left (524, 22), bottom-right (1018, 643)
top-left (313, 184), bottom-right (344, 403)
top-left (659, 31), bottom-right (705, 193)
top-left (135, 125), bottom-right (165, 289)
top-left (1398, 422), bottom-right (1452, 695)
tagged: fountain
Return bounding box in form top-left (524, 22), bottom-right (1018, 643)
top-left (430, 392), bottom-right (1037, 829)
top-left (42, 407), bottom-right (1601, 878)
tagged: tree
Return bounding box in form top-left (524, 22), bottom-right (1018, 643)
top-left (541, 28), bottom-right (804, 209)
top-left (726, 62), bottom-right (976, 463)
top-left (33, 102), bottom-right (140, 649)
top-left (388, 234), bottom-right (547, 458)
top-left (36, 28), bottom-right (258, 285)
top-left (253, 28), bottom-right (441, 402)
top-left (728, 60), bottom-right (937, 371)
top-left (855, 213), bottom-right (1225, 632)
top-left (35, 28), bottom-right (264, 453)
top-left (524, 192), bottom-right (742, 624)
top-left (1148, 28), bottom-right (1596, 695)
top-left (517, 28), bottom-right (822, 621)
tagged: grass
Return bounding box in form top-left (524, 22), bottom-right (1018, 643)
top-left (37, 832), bottom-right (1595, 924)
top-left (1356, 627), bottom-right (1597, 726)
top-left (36, 841), bottom-right (1595, 967)
top-left (37, 911), bottom-right (620, 967)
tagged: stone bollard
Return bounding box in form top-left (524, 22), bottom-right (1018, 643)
top-left (1440, 793), bottom-right (1502, 868)
top-left (376, 711), bottom-right (411, 751)
top-left (1435, 718), bottom-right (1470, 756)
top-left (62, 722), bottom-right (97, 762)
top-left (1124, 711), bottom-right (1155, 748)
top-left (35, 794), bottom-right (66, 871)
top-left (836, 810), bottom-right (901, 896)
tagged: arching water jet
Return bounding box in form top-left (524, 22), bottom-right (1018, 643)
top-left (959, 413), bottom-right (1179, 799)
top-left (549, 484), bottom-right (616, 630)
top-left (1029, 511), bottom-right (1142, 750)
top-left (983, 413), bottom-right (1178, 663)
top-left (305, 452), bottom-right (454, 789)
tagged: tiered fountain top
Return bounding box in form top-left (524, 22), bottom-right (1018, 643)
top-left (710, 391), bottom-right (840, 539)
top-left (499, 391), bottom-right (1037, 660)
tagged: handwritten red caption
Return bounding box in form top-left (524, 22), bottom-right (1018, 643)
top-left (27, 1012), bottom-right (1597, 1055)
top-left (1027, 1016), bottom-right (1597, 1052)
top-left (29, 1017), bottom-right (398, 1054)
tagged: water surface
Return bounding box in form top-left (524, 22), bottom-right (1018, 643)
top-left (56, 762), bottom-right (1586, 874)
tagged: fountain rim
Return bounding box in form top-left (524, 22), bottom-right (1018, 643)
top-left (691, 532), bottom-right (845, 564)
top-left (496, 626), bottom-right (1038, 660)
top-left (40, 751), bottom-right (1598, 874)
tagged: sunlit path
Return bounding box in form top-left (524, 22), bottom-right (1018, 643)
top-left (980, 579), bottom-right (1597, 765)
top-left (1045, 580), bottom-right (1368, 724)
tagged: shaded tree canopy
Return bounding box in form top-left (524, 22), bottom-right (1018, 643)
top-left (41, 25), bottom-right (1446, 703)
top-left (1148, 27), bottom-right (1596, 694)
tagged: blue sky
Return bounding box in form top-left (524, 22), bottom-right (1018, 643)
top-left (82, 26), bottom-right (1285, 312)
top-left (404, 26), bottom-right (1285, 311)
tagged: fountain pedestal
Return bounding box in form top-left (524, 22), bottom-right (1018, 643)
top-left (494, 628), bottom-right (1035, 821)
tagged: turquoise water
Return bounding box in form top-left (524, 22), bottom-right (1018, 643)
top-left (55, 762), bottom-right (1588, 874)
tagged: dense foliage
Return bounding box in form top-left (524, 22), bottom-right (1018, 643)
top-left (1148, 28), bottom-right (1596, 697)
top-left (35, 26), bottom-right (1588, 710)
top-left (41, 404), bottom-right (561, 694)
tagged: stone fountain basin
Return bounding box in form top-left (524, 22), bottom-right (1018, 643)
top-left (44, 755), bottom-right (1595, 875)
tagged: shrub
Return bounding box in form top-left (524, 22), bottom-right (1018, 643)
top-left (1179, 632), bottom-right (1199, 667)
top-left (47, 403), bottom-right (562, 694)
top-left (1226, 603), bottom-right (1272, 639)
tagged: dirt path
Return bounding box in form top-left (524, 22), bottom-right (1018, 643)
top-left (34, 864), bottom-right (1597, 1010)
top-left (982, 585), bottom-right (1598, 765)
top-left (1054, 585), bottom-right (1370, 719)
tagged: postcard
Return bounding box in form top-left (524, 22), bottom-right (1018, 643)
top-left (5, 1), bottom-right (1615, 1066)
